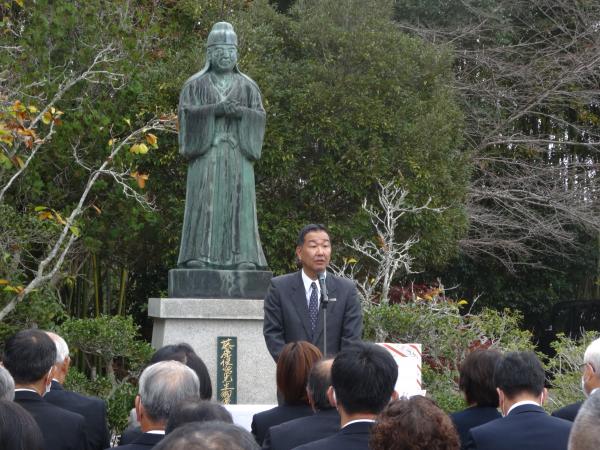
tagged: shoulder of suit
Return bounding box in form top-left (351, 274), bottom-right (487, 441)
top-left (46, 400), bottom-right (86, 423)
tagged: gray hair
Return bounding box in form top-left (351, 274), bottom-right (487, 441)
top-left (45, 331), bottom-right (70, 364)
top-left (584, 338), bottom-right (600, 372)
top-left (568, 390), bottom-right (600, 450)
top-left (139, 360), bottom-right (200, 423)
top-left (155, 421), bottom-right (259, 450)
top-left (0, 366), bottom-right (15, 401)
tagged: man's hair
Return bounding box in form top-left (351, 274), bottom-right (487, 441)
top-left (569, 390), bottom-right (600, 450)
top-left (277, 341), bottom-right (322, 405)
top-left (45, 331), bottom-right (69, 364)
top-left (0, 366), bottom-right (14, 401)
top-left (307, 359), bottom-right (334, 410)
top-left (166, 400), bottom-right (233, 434)
top-left (296, 224), bottom-right (329, 246)
top-left (331, 343), bottom-right (397, 415)
top-left (3, 329), bottom-right (57, 384)
top-left (458, 349), bottom-right (502, 407)
top-left (370, 396), bottom-right (460, 450)
top-left (154, 421), bottom-right (259, 450)
top-left (138, 361), bottom-right (200, 423)
top-left (583, 338), bottom-right (600, 372)
top-left (493, 351), bottom-right (545, 398)
top-left (150, 343), bottom-right (213, 400)
top-left (0, 400), bottom-right (44, 450)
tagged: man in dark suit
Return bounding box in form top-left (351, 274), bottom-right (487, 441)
top-left (263, 358), bottom-right (339, 450)
top-left (552, 337), bottom-right (600, 422)
top-left (465, 351), bottom-right (572, 450)
top-left (263, 224), bottom-right (362, 360)
top-left (44, 331), bottom-right (110, 450)
top-left (3, 329), bottom-right (88, 450)
top-left (110, 360), bottom-right (201, 450)
top-left (293, 343), bottom-right (398, 450)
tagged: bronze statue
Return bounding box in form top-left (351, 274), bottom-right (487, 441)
top-left (177, 22), bottom-right (267, 270)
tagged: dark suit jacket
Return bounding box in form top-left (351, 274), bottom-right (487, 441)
top-left (263, 271), bottom-right (362, 360)
top-left (293, 420), bottom-right (373, 450)
top-left (551, 401), bottom-right (583, 422)
top-left (465, 404), bottom-right (572, 450)
top-left (263, 408), bottom-right (340, 450)
top-left (251, 403), bottom-right (314, 446)
top-left (109, 432), bottom-right (164, 450)
top-left (14, 390), bottom-right (88, 450)
top-left (451, 405), bottom-right (501, 450)
top-left (45, 380), bottom-right (110, 450)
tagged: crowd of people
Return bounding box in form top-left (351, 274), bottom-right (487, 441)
top-left (1, 328), bottom-right (600, 450)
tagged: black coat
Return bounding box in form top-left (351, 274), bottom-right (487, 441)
top-left (109, 432), bottom-right (164, 450)
top-left (292, 421), bottom-right (373, 450)
top-left (551, 401), bottom-right (583, 422)
top-left (251, 403), bottom-right (313, 446)
top-left (451, 405), bottom-right (502, 450)
top-left (262, 408), bottom-right (340, 450)
top-left (14, 390), bottom-right (88, 450)
top-left (465, 404), bottom-right (572, 450)
top-left (45, 380), bottom-right (110, 450)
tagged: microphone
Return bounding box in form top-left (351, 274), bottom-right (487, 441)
top-left (318, 271), bottom-right (329, 306)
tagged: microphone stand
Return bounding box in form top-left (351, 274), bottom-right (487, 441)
top-left (318, 272), bottom-right (329, 356)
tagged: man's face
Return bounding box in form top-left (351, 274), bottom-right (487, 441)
top-left (209, 45), bottom-right (237, 72)
top-left (296, 230), bottom-right (331, 279)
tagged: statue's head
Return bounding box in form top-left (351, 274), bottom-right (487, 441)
top-left (206, 22), bottom-right (238, 73)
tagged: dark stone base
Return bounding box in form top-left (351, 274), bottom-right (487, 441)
top-left (168, 269), bottom-right (273, 299)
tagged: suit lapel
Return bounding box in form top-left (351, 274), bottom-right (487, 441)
top-left (291, 271), bottom-right (314, 339)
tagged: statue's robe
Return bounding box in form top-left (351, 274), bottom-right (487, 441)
top-left (177, 70), bottom-right (267, 269)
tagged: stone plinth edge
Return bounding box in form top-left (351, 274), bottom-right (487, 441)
top-left (148, 297), bottom-right (264, 320)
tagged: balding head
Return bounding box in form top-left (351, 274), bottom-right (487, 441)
top-left (569, 391), bottom-right (600, 450)
top-left (307, 359), bottom-right (334, 411)
top-left (137, 361), bottom-right (200, 430)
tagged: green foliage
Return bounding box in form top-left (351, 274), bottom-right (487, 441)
top-left (546, 332), bottom-right (597, 411)
top-left (364, 295), bottom-right (534, 412)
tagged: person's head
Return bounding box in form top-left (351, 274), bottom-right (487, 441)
top-left (307, 358), bottom-right (334, 411)
top-left (295, 224), bottom-right (331, 279)
top-left (136, 360), bottom-right (201, 431)
top-left (581, 337), bottom-right (600, 396)
top-left (3, 329), bottom-right (56, 394)
top-left (329, 343), bottom-right (398, 418)
top-left (150, 343), bottom-right (213, 400)
top-left (166, 400), bottom-right (233, 434)
top-left (206, 22), bottom-right (238, 74)
top-left (0, 400), bottom-right (44, 450)
top-left (154, 421), bottom-right (259, 450)
top-left (458, 349), bottom-right (502, 407)
top-left (0, 366), bottom-right (14, 401)
top-left (568, 390), bottom-right (600, 450)
top-left (493, 351), bottom-right (546, 415)
top-left (45, 331), bottom-right (70, 384)
top-left (277, 341), bottom-right (322, 405)
top-left (370, 396), bottom-right (460, 450)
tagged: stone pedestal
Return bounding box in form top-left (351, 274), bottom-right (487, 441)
top-left (168, 269), bottom-right (273, 298)
top-left (149, 297), bottom-right (276, 404)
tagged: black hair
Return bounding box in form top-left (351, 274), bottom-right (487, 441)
top-left (307, 359), bottom-right (334, 410)
top-left (331, 343), bottom-right (397, 415)
top-left (458, 349), bottom-right (502, 407)
top-left (154, 421), bottom-right (259, 450)
top-left (3, 329), bottom-right (56, 384)
top-left (166, 400), bottom-right (233, 434)
top-left (0, 400), bottom-right (44, 450)
top-left (296, 224), bottom-right (329, 246)
top-left (494, 351), bottom-right (545, 398)
top-left (151, 343), bottom-right (213, 400)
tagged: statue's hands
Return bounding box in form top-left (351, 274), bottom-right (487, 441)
top-left (215, 100), bottom-right (242, 119)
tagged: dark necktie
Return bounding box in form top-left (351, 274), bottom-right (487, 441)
top-left (308, 281), bottom-right (319, 332)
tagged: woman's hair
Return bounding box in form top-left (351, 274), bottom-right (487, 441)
top-left (458, 349), bottom-right (502, 407)
top-left (276, 341), bottom-right (322, 405)
top-left (0, 400), bottom-right (44, 450)
top-left (370, 396), bottom-right (460, 450)
top-left (150, 343), bottom-right (213, 400)
top-left (166, 400), bottom-right (233, 434)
